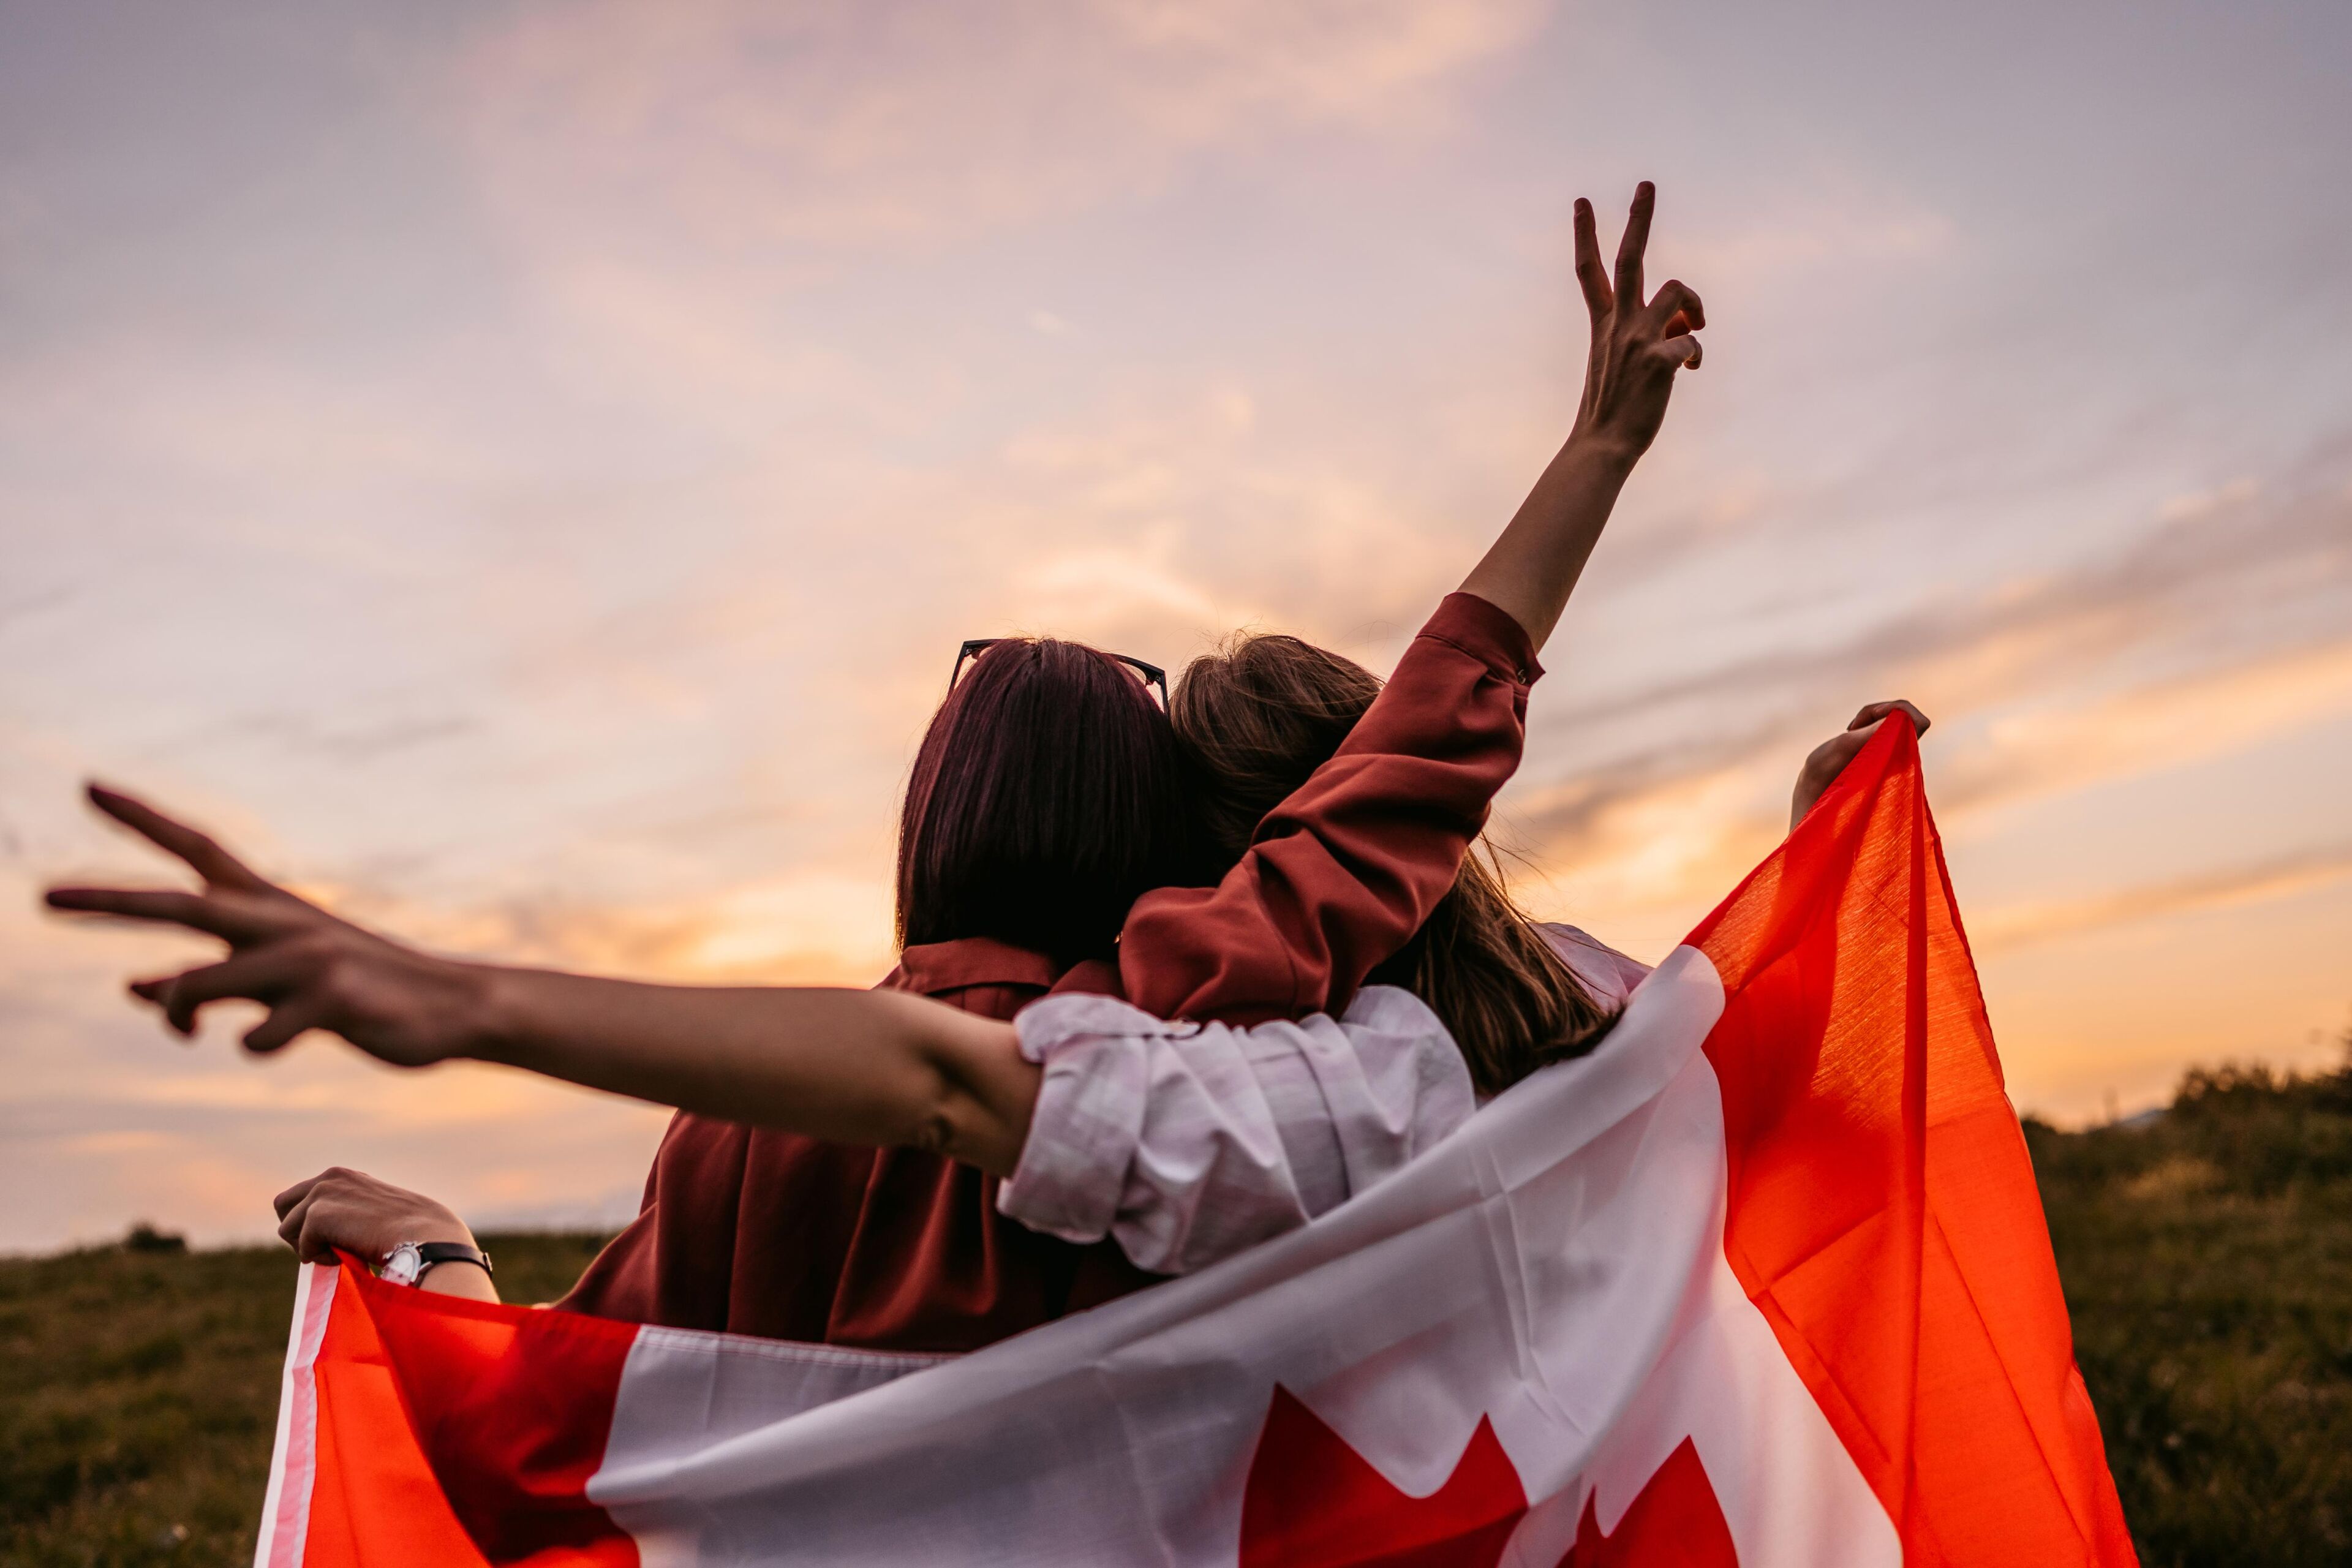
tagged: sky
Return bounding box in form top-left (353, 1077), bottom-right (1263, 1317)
top-left (3, 0), bottom-right (2348, 1252)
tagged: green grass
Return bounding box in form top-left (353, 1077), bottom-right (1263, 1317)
top-left (5, 1060), bottom-right (2348, 1565)
top-left (2026, 1058), bottom-right (2352, 1567)
top-left (0, 1233), bottom-right (611, 1567)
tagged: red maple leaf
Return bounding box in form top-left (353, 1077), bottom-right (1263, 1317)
top-left (1238, 1386), bottom-right (1528, 1567)
top-left (1237, 1387), bottom-right (1739, 1568)
top-left (1558, 1438), bottom-right (1738, 1567)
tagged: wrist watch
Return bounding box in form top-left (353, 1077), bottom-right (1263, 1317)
top-left (380, 1240), bottom-right (494, 1287)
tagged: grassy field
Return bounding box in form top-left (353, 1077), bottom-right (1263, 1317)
top-left (6, 1058), bottom-right (2348, 1566)
top-left (2024, 1058), bottom-right (2352, 1566)
top-left (0, 1232), bottom-right (611, 1567)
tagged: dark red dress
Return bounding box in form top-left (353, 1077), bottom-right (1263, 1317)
top-left (556, 593), bottom-right (1539, 1351)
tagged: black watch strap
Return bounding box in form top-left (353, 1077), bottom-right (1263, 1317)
top-left (416, 1241), bottom-right (493, 1278)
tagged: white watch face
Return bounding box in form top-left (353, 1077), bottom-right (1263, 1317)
top-left (381, 1242), bottom-right (424, 1286)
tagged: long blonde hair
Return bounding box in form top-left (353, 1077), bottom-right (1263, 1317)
top-left (1170, 632), bottom-right (1615, 1095)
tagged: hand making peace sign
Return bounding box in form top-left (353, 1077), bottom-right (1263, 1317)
top-left (1570, 180), bottom-right (1705, 463)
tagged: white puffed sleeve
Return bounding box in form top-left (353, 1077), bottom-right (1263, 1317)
top-left (1540, 923), bottom-right (1653, 1009)
top-left (997, 986), bottom-right (1474, 1276)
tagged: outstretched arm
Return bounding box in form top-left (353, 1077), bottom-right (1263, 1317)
top-left (46, 788), bottom-right (1039, 1174)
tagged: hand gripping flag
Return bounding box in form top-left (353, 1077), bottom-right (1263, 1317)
top-left (252, 721), bottom-right (2137, 1566)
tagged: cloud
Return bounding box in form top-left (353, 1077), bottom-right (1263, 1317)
top-left (1685, 186), bottom-right (1959, 281)
top-left (457, 0), bottom-right (1548, 252)
top-left (1972, 841), bottom-right (2352, 954)
top-left (175, 712), bottom-right (482, 763)
top-left (1937, 637), bottom-right (2352, 819)
top-left (10, 0), bottom-right (2351, 1243)
top-left (323, 869), bottom-right (900, 987)
top-left (1513, 450), bottom-right (2352, 877)
top-left (1020, 541), bottom-right (1227, 628)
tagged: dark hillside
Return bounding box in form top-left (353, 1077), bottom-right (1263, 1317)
top-left (2025, 1055), bottom-right (2352, 1567)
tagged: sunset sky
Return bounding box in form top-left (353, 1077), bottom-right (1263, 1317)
top-left (5, 0), bottom-right (2348, 1251)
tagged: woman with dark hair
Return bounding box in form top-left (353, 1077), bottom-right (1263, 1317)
top-left (53, 183), bottom-right (1716, 1337)
top-left (895, 637), bottom-right (1197, 970)
top-left (206, 696), bottom-right (1925, 1287)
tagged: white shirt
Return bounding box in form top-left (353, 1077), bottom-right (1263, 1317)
top-left (998, 925), bottom-right (1651, 1275)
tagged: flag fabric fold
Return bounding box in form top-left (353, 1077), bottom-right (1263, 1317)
top-left (252, 722), bottom-right (2136, 1567)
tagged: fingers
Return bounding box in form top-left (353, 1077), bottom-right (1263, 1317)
top-left (137, 947), bottom-right (314, 1035)
top-left (273, 1174), bottom-right (325, 1221)
top-left (1572, 197), bottom-right (1612, 320)
top-left (1613, 181), bottom-right (1654, 317)
top-left (86, 783), bottom-right (271, 891)
top-left (293, 1209), bottom-right (339, 1264)
top-left (244, 992), bottom-right (334, 1054)
top-left (51, 881), bottom-right (316, 954)
top-left (1645, 279), bottom-right (1705, 335)
top-left (1655, 334), bottom-right (1702, 371)
top-left (1645, 279), bottom-right (1704, 371)
top-left (47, 885), bottom-right (243, 935)
top-left (277, 1189), bottom-right (315, 1253)
top-left (277, 1169), bottom-right (355, 1257)
top-left (1848, 699), bottom-right (1931, 736)
top-left (278, 1189), bottom-right (345, 1263)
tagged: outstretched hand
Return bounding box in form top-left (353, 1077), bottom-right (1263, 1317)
top-left (1570, 181), bottom-right (1704, 464)
top-left (43, 785), bottom-right (484, 1066)
top-left (1790, 701), bottom-right (1931, 829)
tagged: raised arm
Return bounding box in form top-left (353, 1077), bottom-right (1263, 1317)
top-left (45, 788), bottom-right (1041, 1172)
top-left (1459, 181), bottom-right (1703, 646)
top-left (1117, 183), bottom-right (1704, 1023)
top-left (1115, 594), bottom-right (1534, 1021)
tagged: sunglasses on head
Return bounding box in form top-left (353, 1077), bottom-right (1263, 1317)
top-left (951, 638), bottom-right (1168, 708)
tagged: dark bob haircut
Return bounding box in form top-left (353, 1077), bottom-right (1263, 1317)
top-left (896, 637), bottom-right (1194, 966)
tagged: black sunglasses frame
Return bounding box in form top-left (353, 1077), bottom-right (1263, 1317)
top-left (951, 638), bottom-right (1168, 708)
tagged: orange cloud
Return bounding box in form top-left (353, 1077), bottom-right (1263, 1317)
top-left (318, 869), bottom-right (898, 988)
top-left (1937, 638), bottom-right (2352, 818)
top-left (1970, 842), bottom-right (2352, 954)
top-left (1515, 470), bottom-right (2352, 861)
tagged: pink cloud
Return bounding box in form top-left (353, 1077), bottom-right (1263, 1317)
top-left (456, 0), bottom-right (1549, 252)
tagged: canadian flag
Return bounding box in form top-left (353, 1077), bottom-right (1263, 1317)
top-left (252, 722), bottom-right (2138, 1567)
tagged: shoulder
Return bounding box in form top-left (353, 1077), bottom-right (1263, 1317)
top-left (1536, 924), bottom-right (1654, 1011)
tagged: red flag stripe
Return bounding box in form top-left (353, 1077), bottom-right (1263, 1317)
top-left (1692, 718), bottom-right (2135, 1565)
top-left (268, 1259), bottom-right (640, 1567)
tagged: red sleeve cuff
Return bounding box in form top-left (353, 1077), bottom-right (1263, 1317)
top-left (1419, 592), bottom-right (1543, 686)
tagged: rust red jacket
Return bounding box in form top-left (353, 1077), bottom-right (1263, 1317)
top-left (556, 594), bottom-right (1539, 1351)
